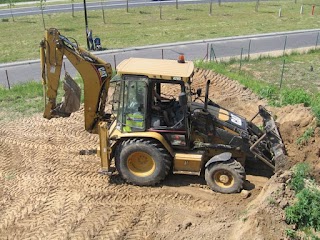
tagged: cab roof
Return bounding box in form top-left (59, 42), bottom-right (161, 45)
top-left (116, 58), bottom-right (194, 82)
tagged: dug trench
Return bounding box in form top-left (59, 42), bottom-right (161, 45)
top-left (0, 68), bottom-right (319, 239)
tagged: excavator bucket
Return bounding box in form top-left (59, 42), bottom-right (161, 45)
top-left (53, 73), bottom-right (81, 117)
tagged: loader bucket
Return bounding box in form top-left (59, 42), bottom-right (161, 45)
top-left (250, 105), bottom-right (286, 171)
top-left (52, 73), bottom-right (81, 117)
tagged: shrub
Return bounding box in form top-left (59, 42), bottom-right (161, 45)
top-left (280, 88), bottom-right (311, 107)
top-left (285, 188), bottom-right (320, 231)
top-left (285, 163), bottom-right (320, 238)
top-left (289, 163), bottom-right (310, 193)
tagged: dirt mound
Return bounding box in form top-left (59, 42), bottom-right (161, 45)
top-left (0, 68), bottom-right (319, 239)
top-left (231, 170), bottom-right (295, 240)
top-left (274, 105), bottom-right (320, 180)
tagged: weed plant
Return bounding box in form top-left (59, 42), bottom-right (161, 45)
top-left (289, 163), bottom-right (310, 192)
top-left (296, 127), bottom-right (315, 146)
top-left (284, 163), bottom-right (320, 239)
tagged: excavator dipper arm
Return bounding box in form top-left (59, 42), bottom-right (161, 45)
top-left (40, 28), bottom-right (113, 133)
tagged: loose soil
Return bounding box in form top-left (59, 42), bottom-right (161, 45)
top-left (0, 68), bottom-right (319, 239)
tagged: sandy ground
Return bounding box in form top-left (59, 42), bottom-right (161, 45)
top-left (0, 68), bottom-right (319, 239)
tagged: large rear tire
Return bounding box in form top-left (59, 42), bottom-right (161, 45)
top-left (205, 159), bottom-right (245, 194)
top-left (115, 139), bottom-right (172, 186)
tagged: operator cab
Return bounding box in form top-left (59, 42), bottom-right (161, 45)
top-left (110, 57), bottom-right (194, 150)
top-left (111, 76), bottom-right (187, 130)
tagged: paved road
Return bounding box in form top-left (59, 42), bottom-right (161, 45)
top-left (0, 0), bottom-right (259, 18)
top-left (1, 29), bottom-right (319, 88)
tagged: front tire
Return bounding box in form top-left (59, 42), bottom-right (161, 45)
top-left (115, 138), bottom-right (172, 186)
top-left (205, 159), bottom-right (245, 194)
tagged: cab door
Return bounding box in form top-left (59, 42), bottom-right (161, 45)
top-left (113, 76), bottom-right (148, 133)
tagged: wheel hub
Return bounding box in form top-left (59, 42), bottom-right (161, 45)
top-left (219, 174), bottom-right (230, 184)
top-left (127, 152), bottom-right (156, 177)
top-left (214, 170), bottom-right (234, 188)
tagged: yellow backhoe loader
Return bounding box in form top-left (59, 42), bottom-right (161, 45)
top-left (40, 28), bottom-right (286, 193)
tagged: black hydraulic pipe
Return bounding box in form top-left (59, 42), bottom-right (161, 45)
top-left (204, 80), bottom-right (210, 111)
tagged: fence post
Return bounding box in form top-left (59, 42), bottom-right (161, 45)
top-left (210, 44), bottom-right (217, 63)
top-left (206, 43), bottom-right (209, 61)
top-left (279, 8), bottom-right (282, 17)
top-left (283, 35), bottom-right (287, 57)
top-left (248, 39), bottom-right (251, 60)
top-left (5, 70), bottom-right (11, 90)
top-left (280, 59), bottom-right (285, 89)
top-left (113, 55), bottom-right (117, 69)
top-left (312, 5), bottom-right (315, 15)
top-left (316, 32), bottom-right (319, 48)
top-left (239, 48), bottom-right (243, 72)
top-left (161, 49), bottom-right (164, 59)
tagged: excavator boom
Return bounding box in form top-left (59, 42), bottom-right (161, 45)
top-left (40, 28), bottom-right (113, 133)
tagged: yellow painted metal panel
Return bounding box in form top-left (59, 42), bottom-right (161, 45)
top-left (218, 109), bottom-right (229, 121)
top-left (173, 153), bottom-right (203, 174)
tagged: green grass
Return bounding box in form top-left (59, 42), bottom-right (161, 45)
top-left (297, 127), bottom-right (315, 145)
top-left (0, 81), bottom-right (43, 121)
top-left (227, 50), bottom-right (320, 94)
top-left (0, 0), bottom-right (320, 63)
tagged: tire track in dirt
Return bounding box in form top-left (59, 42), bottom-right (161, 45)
top-left (0, 89), bottom-right (225, 240)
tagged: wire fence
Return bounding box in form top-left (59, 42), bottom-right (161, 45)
top-left (207, 31), bottom-right (320, 92)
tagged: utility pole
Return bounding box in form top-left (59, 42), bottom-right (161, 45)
top-left (84, 0), bottom-right (90, 50)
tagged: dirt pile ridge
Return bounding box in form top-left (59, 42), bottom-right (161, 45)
top-left (0, 68), bottom-right (319, 239)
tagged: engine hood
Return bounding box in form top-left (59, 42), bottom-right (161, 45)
top-left (190, 102), bottom-right (248, 131)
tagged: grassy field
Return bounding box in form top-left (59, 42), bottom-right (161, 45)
top-left (0, 0), bottom-right (320, 63)
top-left (227, 49), bottom-right (320, 94)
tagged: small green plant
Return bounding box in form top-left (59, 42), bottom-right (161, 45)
top-left (296, 127), bottom-right (315, 146)
top-left (267, 196), bottom-right (276, 205)
top-left (289, 163), bottom-right (310, 193)
top-left (285, 163), bottom-right (320, 239)
top-left (285, 188), bottom-right (320, 231)
top-left (285, 229), bottom-right (299, 240)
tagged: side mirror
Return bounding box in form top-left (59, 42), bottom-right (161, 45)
top-left (196, 88), bottom-right (202, 97)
